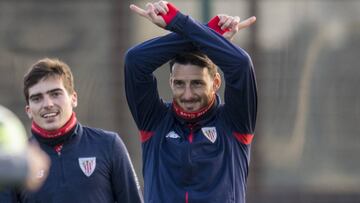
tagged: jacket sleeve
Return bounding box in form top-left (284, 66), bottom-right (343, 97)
top-left (166, 12), bottom-right (257, 136)
top-left (111, 134), bottom-right (143, 203)
top-left (124, 33), bottom-right (193, 131)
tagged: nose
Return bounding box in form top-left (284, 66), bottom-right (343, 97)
top-left (183, 85), bottom-right (194, 100)
top-left (43, 95), bottom-right (54, 108)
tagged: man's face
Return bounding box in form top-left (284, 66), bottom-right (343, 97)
top-left (25, 76), bottom-right (77, 131)
top-left (170, 63), bottom-right (220, 112)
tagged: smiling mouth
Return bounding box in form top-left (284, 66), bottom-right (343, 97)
top-left (182, 102), bottom-right (198, 110)
top-left (182, 102), bottom-right (196, 107)
top-left (41, 112), bottom-right (59, 118)
top-left (181, 99), bottom-right (199, 104)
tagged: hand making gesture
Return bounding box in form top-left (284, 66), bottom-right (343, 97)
top-left (130, 0), bottom-right (256, 41)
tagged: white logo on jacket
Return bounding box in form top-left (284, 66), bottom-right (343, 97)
top-left (79, 157), bottom-right (96, 177)
top-left (166, 131), bottom-right (180, 139)
top-left (201, 127), bottom-right (217, 143)
top-left (36, 169), bottom-right (45, 178)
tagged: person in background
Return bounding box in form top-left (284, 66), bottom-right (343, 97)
top-left (0, 58), bottom-right (143, 203)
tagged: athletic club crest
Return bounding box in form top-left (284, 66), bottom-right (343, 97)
top-left (201, 127), bottom-right (217, 143)
top-left (79, 157), bottom-right (96, 177)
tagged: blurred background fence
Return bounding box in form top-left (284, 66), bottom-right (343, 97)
top-left (0, 0), bottom-right (359, 202)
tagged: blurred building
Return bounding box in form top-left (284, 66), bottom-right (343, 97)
top-left (0, 0), bottom-right (359, 202)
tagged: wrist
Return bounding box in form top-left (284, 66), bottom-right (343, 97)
top-left (160, 3), bottom-right (179, 25)
top-left (207, 16), bottom-right (230, 35)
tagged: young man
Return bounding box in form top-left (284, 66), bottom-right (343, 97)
top-left (0, 58), bottom-right (143, 202)
top-left (125, 1), bottom-right (257, 202)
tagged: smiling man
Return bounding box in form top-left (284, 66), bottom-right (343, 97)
top-left (125, 1), bottom-right (258, 203)
top-left (169, 51), bottom-right (220, 114)
top-left (0, 58), bottom-right (143, 203)
top-left (25, 69), bottom-right (77, 132)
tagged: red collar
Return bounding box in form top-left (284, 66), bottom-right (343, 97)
top-left (172, 95), bottom-right (215, 120)
top-left (31, 112), bottom-right (77, 138)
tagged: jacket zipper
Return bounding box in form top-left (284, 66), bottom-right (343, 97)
top-left (186, 126), bottom-right (194, 202)
top-left (55, 145), bottom-right (65, 184)
top-left (188, 126), bottom-right (194, 143)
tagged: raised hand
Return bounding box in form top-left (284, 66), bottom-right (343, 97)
top-left (218, 15), bottom-right (257, 41)
top-left (130, 1), bottom-right (170, 28)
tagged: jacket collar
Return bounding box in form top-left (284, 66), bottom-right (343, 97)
top-left (31, 123), bottom-right (83, 154)
top-left (172, 94), bottom-right (220, 127)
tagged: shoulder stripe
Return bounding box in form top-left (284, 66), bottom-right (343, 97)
top-left (233, 132), bottom-right (254, 145)
top-left (140, 130), bottom-right (155, 143)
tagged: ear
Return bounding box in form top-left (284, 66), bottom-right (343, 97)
top-left (169, 74), bottom-right (174, 89)
top-left (71, 91), bottom-right (78, 108)
top-left (25, 105), bottom-right (32, 119)
top-left (213, 73), bottom-right (221, 92)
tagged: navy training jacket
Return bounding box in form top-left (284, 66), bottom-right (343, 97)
top-left (125, 11), bottom-right (257, 203)
top-left (0, 123), bottom-right (143, 203)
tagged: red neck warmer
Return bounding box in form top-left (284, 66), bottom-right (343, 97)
top-left (173, 95), bottom-right (216, 121)
top-left (31, 112), bottom-right (77, 138)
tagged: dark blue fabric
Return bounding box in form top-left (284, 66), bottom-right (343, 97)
top-left (125, 11), bottom-right (257, 203)
top-left (0, 123), bottom-right (143, 203)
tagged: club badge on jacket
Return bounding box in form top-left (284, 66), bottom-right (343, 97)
top-left (201, 127), bottom-right (217, 143)
top-left (79, 157), bottom-right (96, 177)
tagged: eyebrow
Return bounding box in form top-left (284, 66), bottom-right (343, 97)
top-left (191, 79), bottom-right (204, 83)
top-left (29, 88), bottom-right (64, 99)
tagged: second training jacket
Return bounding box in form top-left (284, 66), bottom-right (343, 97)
top-left (0, 123), bottom-right (143, 203)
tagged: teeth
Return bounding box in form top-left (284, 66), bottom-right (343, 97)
top-left (43, 113), bottom-right (57, 118)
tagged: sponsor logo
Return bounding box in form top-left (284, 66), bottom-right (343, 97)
top-left (166, 131), bottom-right (180, 139)
top-left (79, 157), bottom-right (96, 177)
top-left (201, 127), bottom-right (217, 143)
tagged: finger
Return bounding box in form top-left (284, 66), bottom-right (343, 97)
top-left (221, 16), bottom-right (233, 30)
top-left (154, 2), bottom-right (167, 15)
top-left (129, 4), bottom-right (148, 17)
top-left (229, 16), bottom-right (240, 31)
top-left (217, 14), bottom-right (228, 27)
top-left (237, 16), bottom-right (256, 30)
top-left (146, 3), bottom-right (159, 20)
top-left (159, 1), bottom-right (169, 13)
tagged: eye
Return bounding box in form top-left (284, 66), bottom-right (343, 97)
top-left (30, 96), bottom-right (41, 103)
top-left (173, 80), bottom-right (184, 87)
top-left (192, 80), bottom-right (204, 87)
top-left (50, 91), bottom-right (62, 97)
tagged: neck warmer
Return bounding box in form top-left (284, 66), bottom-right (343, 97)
top-left (31, 112), bottom-right (77, 147)
top-left (172, 94), bottom-right (216, 123)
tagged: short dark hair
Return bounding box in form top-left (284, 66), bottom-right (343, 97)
top-left (169, 51), bottom-right (218, 78)
top-left (23, 58), bottom-right (75, 104)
